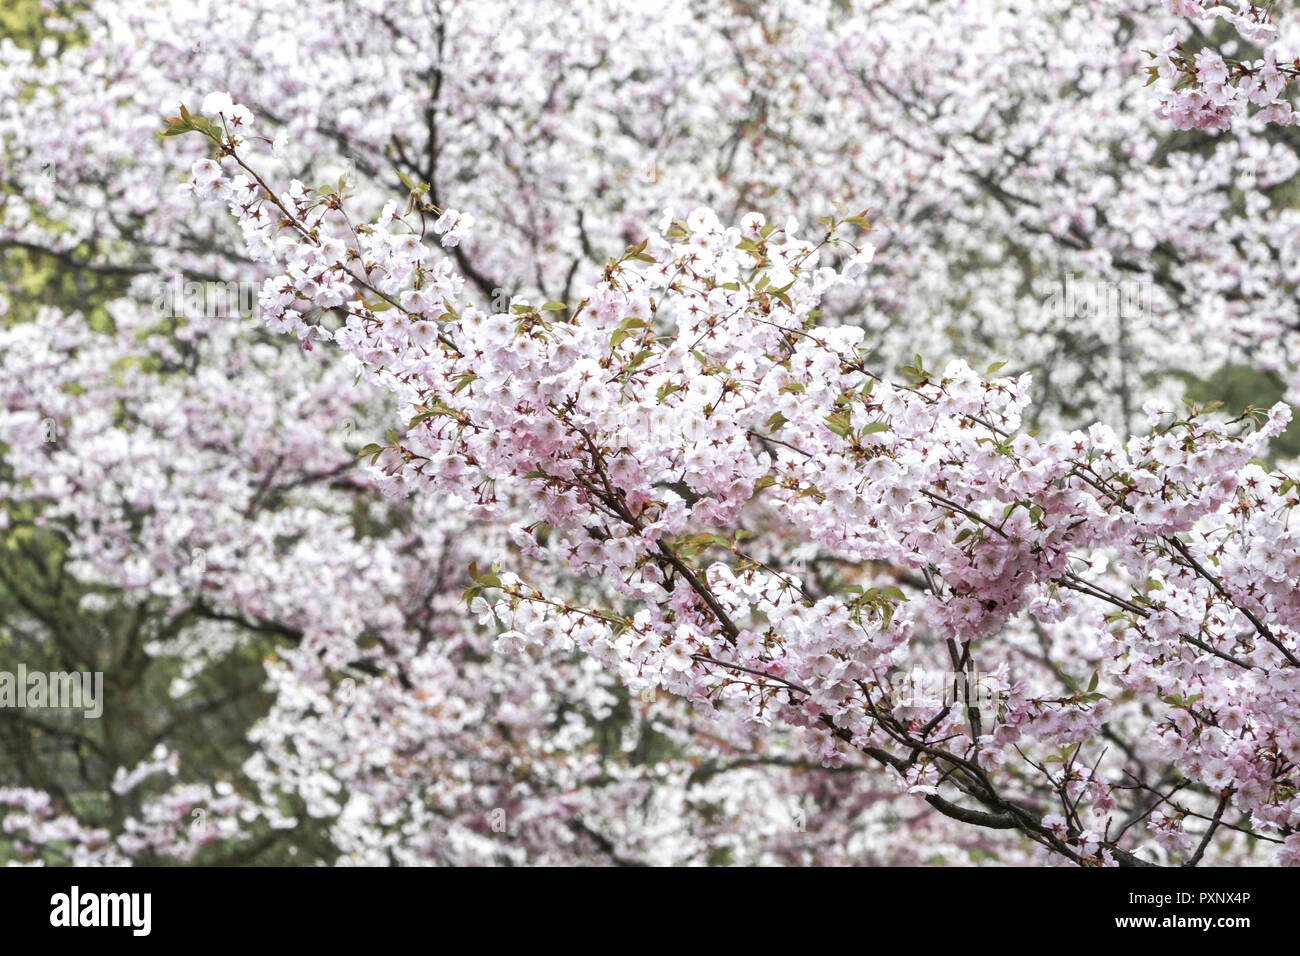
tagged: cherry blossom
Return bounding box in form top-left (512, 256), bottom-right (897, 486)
top-left (6, 0), bottom-right (1300, 866)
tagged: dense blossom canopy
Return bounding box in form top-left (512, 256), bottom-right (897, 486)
top-left (3, 0), bottom-right (1300, 865)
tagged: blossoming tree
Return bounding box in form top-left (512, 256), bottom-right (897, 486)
top-left (3, 0), bottom-right (1300, 865)
top-left (162, 81), bottom-right (1299, 865)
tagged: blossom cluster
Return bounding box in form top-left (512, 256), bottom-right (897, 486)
top-left (1150, 1), bottom-right (1300, 130)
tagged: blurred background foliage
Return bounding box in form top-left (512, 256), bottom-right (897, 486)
top-left (0, 0), bottom-right (338, 864)
top-left (0, 0), bottom-right (46, 51)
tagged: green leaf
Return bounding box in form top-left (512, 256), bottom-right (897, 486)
top-left (823, 415), bottom-right (849, 438)
top-left (656, 381), bottom-right (685, 402)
